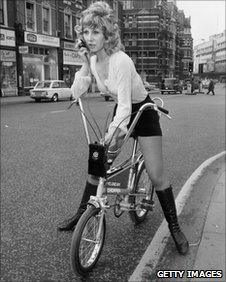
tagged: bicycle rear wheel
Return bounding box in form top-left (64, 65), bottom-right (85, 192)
top-left (129, 161), bottom-right (154, 224)
top-left (70, 205), bottom-right (106, 276)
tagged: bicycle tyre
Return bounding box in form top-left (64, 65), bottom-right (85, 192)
top-left (70, 205), bottom-right (106, 276)
top-left (129, 161), bottom-right (154, 224)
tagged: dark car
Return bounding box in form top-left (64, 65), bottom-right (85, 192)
top-left (161, 78), bottom-right (183, 95)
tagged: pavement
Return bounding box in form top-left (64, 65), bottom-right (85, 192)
top-left (130, 153), bottom-right (225, 282)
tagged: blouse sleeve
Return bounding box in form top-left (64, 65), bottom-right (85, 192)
top-left (71, 66), bottom-right (92, 99)
top-left (108, 56), bottom-right (132, 136)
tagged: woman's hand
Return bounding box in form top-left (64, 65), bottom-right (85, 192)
top-left (75, 39), bottom-right (90, 65)
top-left (103, 128), bottom-right (126, 147)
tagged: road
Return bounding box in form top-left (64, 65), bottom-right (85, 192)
top-left (1, 84), bottom-right (225, 282)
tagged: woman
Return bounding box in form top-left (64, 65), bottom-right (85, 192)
top-left (58, 1), bottom-right (189, 255)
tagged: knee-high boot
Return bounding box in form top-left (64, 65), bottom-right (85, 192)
top-left (58, 181), bottom-right (98, 232)
top-left (156, 186), bottom-right (189, 254)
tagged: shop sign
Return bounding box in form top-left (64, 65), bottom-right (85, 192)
top-left (64, 41), bottom-right (76, 50)
top-left (0, 29), bottom-right (15, 47)
top-left (0, 50), bottom-right (16, 62)
top-left (24, 31), bottom-right (60, 47)
top-left (19, 46), bottom-right (29, 54)
top-left (63, 49), bottom-right (83, 65)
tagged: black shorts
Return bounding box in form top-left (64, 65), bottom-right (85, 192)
top-left (113, 95), bottom-right (162, 137)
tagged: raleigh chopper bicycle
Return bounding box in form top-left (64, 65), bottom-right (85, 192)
top-left (68, 96), bottom-right (171, 276)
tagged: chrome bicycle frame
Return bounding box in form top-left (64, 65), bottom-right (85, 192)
top-left (76, 96), bottom-right (170, 211)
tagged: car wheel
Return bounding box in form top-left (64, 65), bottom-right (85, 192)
top-left (105, 96), bottom-right (109, 101)
top-left (52, 94), bottom-right (58, 102)
top-left (35, 98), bottom-right (41, 102)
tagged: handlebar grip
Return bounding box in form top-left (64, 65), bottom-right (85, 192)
top-left (157, 106), bottom-right (169, 115)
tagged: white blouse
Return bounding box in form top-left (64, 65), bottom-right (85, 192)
top-left (71, 50), bottom-right (147, 135)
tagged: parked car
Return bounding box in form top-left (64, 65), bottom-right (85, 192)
top-left (143, 81), bottom-right (155, 92)
top-left (30, 80), bottom-right (73, 102)
top-left (161, 78), bottom-right (183, 94)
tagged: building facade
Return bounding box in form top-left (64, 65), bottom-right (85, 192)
top-left (1, 0), bottom-right (195, 96)
top-left (193, 30), bottom-right (226, 80)
top-left (0, 0), bottom-right (17, 96)
top-left (1, 0), bottom-right (85, 96)
top-left (122, 0), bottom-right (193, 84)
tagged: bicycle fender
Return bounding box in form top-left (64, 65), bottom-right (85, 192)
top-left (88, 199), bottom-right (100, 209)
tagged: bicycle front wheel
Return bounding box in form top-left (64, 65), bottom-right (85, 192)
top-left (129, 161), bottom-right (154, 224)
top-left (70, 205), bottom-right (106, 276)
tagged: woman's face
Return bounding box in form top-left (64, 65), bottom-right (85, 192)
top-left (83, 26), bottom-right (105, 53)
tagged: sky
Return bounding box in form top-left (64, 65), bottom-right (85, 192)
top-left (176, 0), bottom-right (225, 46)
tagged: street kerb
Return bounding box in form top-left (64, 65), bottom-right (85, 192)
top-left (129, 151), bottom-right (226, 282)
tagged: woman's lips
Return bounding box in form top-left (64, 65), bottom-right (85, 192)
top-left (88, 44), bottom-right (95, 49)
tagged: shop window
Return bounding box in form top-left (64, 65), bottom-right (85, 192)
top-left (45, 48), bottom-right (49, 55)
top-left (42, 5), bottom-right (51, 35)
top-left (34, 47), bottom-right (38, 54)
top-left (25, 1), bottom-right (36, 31)
top-left (28, 46), bottom-right (33, 54)
top-left (64, 12), bottom-right (72, 39)
top-left (39, 48), bottom-right (44, 55)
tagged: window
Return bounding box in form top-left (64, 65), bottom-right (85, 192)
top-left (25, 1), bottom-right (36, 31)
top-left (42, 5), bottom-right (51, 34)
top-left (64, 12), bottom-right (72, 39)
top-left (52, 82), bottom-right (60, 88)
top-left (60, 82), bottom-right (67, 88)
top-left (0, 0), bottom-right (4, 25)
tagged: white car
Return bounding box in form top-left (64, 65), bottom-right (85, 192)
top-left (143, 81), bottom-right (155, 92)
top-left (30, 80), bottom-right (73, 102)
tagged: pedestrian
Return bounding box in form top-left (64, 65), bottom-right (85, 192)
top-left (58, 1), bottom-right (189, 255)
top-left (206, 79), bottom-right (215, 95)
top-left (161, 79), bottom-right (165, 90)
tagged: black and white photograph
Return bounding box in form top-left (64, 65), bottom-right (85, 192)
top-left (1, 0), bottom-right (225, 281)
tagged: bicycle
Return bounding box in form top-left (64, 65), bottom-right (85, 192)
top-left (68, 96), bottom-right (171, 276)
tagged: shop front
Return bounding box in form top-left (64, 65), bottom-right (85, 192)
top-left (62, 41), bottom-right (83, 87)
top-left (21, 32), bottom-right (60, 91)
top-left (0, 28), bottom-right (17, 97)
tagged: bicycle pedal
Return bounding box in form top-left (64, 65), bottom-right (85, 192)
top-left (142, 199), bottom-right (154, 205)
top-left (140, 199), bottom-right (154, 211)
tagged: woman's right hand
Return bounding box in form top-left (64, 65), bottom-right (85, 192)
top-left (75, 39), bottom-right (90, 65)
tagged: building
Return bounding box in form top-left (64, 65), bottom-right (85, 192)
top-left (1, 0), bottom-right (85, 96)
top-left (0, 0), bottom-right (17, 97)
top-left (57, 0), bottom-right (85, 86)
top-left (122, 0), bottom-right (193, 84)
top-left (193, 30), bottom-right (226, 80)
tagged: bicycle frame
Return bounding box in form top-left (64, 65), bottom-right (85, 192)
top-left (75, 96), bottom-right (171, 212)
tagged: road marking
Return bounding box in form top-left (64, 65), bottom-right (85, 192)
top-left (129, 150), bottom-right (226, 282)
top-left (50, 110), bottom-right (67, 114)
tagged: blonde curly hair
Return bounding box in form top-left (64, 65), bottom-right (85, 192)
top-left (75, 1), bottom-right (124, 55)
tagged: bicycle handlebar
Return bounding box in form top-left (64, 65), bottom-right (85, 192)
top-left (67, 98), bottom-right (171, 149)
